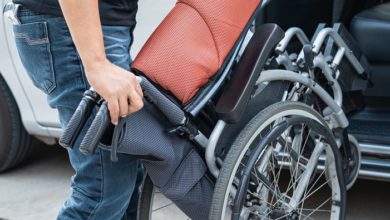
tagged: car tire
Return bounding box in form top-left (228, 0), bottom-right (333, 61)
top-left (0, 76), bottom-right (32, 172)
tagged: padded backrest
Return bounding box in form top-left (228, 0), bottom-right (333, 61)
top-left (132, 0), bottom-right (261, 104)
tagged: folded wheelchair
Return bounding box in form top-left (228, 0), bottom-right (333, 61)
top-left (60, 0), bottom-right (370, 219)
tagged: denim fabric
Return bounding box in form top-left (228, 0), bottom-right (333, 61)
top-left (13, 7), bottom-right (142, 220)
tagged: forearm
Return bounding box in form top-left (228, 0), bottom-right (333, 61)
top-left (58, 0), bottom-right (143, 123)
top-left (59, 0), bottom-right (106, 71)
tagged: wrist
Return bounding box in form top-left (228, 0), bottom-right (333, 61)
top-left (83, 55), bottom-right (109, 73)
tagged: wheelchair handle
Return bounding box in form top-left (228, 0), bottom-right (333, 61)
top-left (78, 76), bottom-right (187, 156)
top-left (79, 102), bottom-right (111, 155)
top-left (59, 89), bottom-right (99, 149)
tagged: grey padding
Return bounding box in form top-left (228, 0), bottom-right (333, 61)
top-left (139, 76), bottom-right (186, 126)
top-left (100, 102), bottom-right (213, 220)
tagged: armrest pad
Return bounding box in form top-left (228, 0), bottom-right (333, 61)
top-left (215, 23), bottom-right (284, 123)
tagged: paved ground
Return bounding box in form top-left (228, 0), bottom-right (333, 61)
top-left (0, 141), bottom-right (390, 220)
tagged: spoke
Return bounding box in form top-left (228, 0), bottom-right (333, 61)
top-left (299, 177), bottom-right (331, 203)
top-left (262, 204), bottom-right (275, 218)
top-left (284, 163), bottom-right (307, 196)
top-left (246, 190), bottom-right (276, 208)
top-left (299, 151), bottom-right (325, 218)
top-left (299, 212), bottom-right (316, 220)
top-left (292, 124), bottom-right (311, 193)
top-left (269, 155), bottom-right (278, 206)
top-left (274, 212), bottom-right (291, 220)
top-left (302, 197), bottom-right (332, 219)
top-left (240, 161), bottom-right (263, 187)
top-left (298, 167), bottom-right (311, 220)
top-left (301, 127), bottom-right (312, 158)
top-left (253, 167), bottom-right (262, 186)
top-left (269, 151), bottom-right (288, 205)
top-left (240, 120), bottom-right (336, 220)
top-left (290, 138), bottom-right (327, 211)
top-left (301, 209), bottom-right (332, 212)
top-left (305, 167), bottom-right (326, 195)
top-left (274, 138), bottom-right (290, 187)
top-left (246, 207), bottom-right (272, 220)
top-left (286, 152), bottom-right (301, 196)
top-left (263, 203), bottom-right (284, 220)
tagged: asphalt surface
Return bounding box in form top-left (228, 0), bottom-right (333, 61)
top-left (0, 141), bottom-right (389, 220)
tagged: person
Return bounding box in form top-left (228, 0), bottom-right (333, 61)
top-left (10, 0), bottom-right (144, 219)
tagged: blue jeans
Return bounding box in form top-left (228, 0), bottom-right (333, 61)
top-left (13, 6), bottom-right (142, 220)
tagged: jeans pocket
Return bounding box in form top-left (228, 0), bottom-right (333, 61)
top-left (13, 22), bottom-right (56, 94)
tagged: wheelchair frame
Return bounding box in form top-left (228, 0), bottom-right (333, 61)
top-left (135, 26), bottom-right (364, 220)
top-left (200, 25), bottom-right (365, 181)
top-left (59, 1), bottom-right (366, 218)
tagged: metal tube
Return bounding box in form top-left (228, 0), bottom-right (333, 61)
top-left (258, 69), bottom-right (349, 128)
top-left (194, 132), bottom-right (209, 148)
top-left (206, 120), bottom-right (226, 178)
top-left (275, 27), bottom-right (310, 54)
top-left (289, 141), bottom-right (325, 210)
top-left (312, 28), bottom-right (365, 75)
top-left (313, 54), bottom-right (343, 108)
top-left (332, 47), bottom-right (345, 67)
top-left (276, 52), bottom-right (296, 71)
top-left (359, 143), bottom-right (390, 156)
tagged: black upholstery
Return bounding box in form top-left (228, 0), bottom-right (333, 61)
top-left (215, 24), bottom-right (284, 124)
top-left (350, 2), bottom-right (390, 62)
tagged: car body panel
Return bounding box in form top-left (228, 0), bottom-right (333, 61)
top-left (1, 0), bottom-right (61, 140)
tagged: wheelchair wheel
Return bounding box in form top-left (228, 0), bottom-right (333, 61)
top-left (210, 101), bottom-right (346, 220)
top-left (138, 175), bottom-right (190, 220)
top-left (325, 134), bottom-right (361, 190)
top-left (344, 135), bottom-right (361, 190)
top-left (139, 175), bottom-right (154, 220)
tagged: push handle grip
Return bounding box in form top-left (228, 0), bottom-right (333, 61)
top-left (79, 102), bottom-right (111, 155)
top-left (78, 77), bottom-right (187, 156)
top-left (59, 90), bottom-right (98, 149)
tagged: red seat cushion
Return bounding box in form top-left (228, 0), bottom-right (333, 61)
top-left (132, 0), bottom-right (261, 104)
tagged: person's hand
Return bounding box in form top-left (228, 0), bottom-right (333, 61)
top-left (85, 59), bottom-right (143, 125)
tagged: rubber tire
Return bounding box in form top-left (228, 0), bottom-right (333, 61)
top-left (138, 175), bottom-right (154, 220)
top-left (0, 76), bottom-right (32, 172)
top-left (209, 101), bottom-right (346, 220)
top-left (345, 135), bottom-right (361, 190)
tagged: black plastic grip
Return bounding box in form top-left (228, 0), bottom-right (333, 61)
top-left (59, 95), bottom-right (95, 149)
top-left (79, 102), bottom-right (111, 155)
top-left (76, 77), bottom-right (186, 156)
top-left (139, 76), bottom-right (186, 126)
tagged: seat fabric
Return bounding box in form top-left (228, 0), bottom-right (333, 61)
top-left (132, 0), bottom-right (261, 104)
top-left (350, 2), bottom-right (390, 62)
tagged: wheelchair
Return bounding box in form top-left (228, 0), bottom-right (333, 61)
top-left (60, 0), bottom-right (369, 219)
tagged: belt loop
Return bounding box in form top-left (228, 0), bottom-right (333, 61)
top-left (3, 2), bottom-right (21, 25)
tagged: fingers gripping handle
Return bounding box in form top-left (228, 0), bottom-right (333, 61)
top-left (59, 91), bottom-right (97, 149)
top-left (79, 102), bottom-right (111, 155)
top-left (78, 76), bottom-right (187, 156)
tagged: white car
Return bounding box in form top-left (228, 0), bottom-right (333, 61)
top-left (0, 1), bottom-right (61, 172)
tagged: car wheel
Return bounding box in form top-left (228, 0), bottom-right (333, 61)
top-left (0, 76), bottom-right (32, 172)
